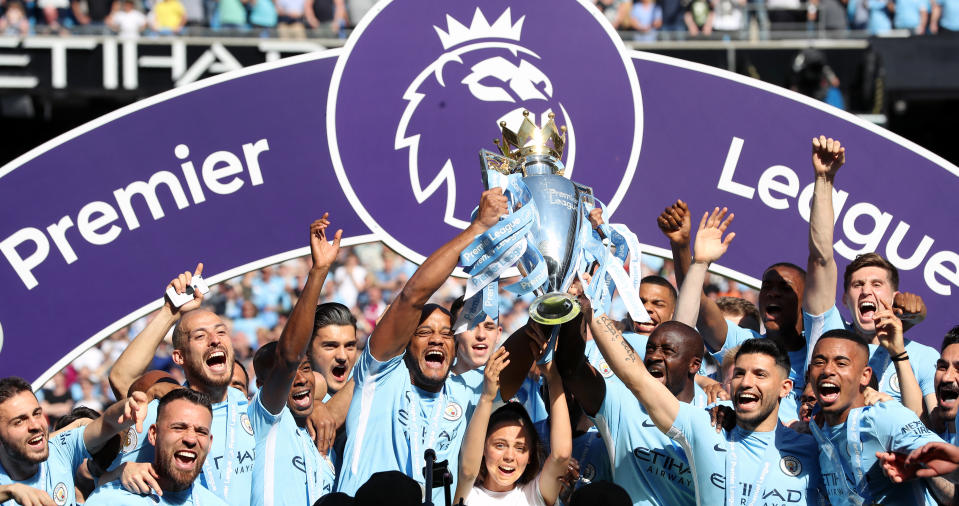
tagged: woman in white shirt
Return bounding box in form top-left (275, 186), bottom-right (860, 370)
top-left (455, 348), bottom-right (572, 506)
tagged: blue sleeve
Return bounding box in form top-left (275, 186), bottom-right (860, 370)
top-left (803, 305), bottom-right (846, 368)
top-left (49, 425), bottom-right (91, 472)
top-left (248, 390), bottom-right (283, 436)
top-left (713, 322), bottom-right (759, 354)
top-left (665, 401), bottom-right (711, 452)
top-left (877, 403), bottom-right (943, 453)
top-left (353, 345), bottom-right (405, 387)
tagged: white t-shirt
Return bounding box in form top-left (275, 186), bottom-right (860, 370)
top-left (465, 479), bottom-right (546, 506)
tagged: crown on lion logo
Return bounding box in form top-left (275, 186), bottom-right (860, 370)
top-left (495, 110), bottom-right (567, 161)
top-left (434, 8), bottom-right (525, 50)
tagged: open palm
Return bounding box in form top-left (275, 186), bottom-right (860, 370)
top-left (693, 207), bottom-right (735, 264)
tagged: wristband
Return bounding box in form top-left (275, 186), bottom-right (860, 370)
top-left (891, 351), bottom-right (910, 362)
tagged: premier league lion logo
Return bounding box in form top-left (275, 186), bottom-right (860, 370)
top-left (329, 0), bottom-right (642, 263)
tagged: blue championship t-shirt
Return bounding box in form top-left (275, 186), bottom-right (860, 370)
top-left (248, 390), bottom-right (335, 506)
top-left (84, 480), bottom-right (227, 505)
top-left (455, 367), bottom-right (548, 424)
top-left (667, 403), bottom-right (824, 505)
top-left (112, 387), bottom-right (256, 505)
top-left (336, 347), bottom-right (479, 504)
top-left (590, 361), bottom-right (708, 506)
top-left (715, 324), bottom-right (806, 425)
top-left (813, 402), bottom-right (942, 505)
top-left (804, 305), bottom-right (938, 404)
top-left (0, 426), bottom-right (89, 506)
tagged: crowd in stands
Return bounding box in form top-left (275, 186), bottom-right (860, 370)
top-left (1, 0), bottom-right (957, 38)
top-left (7, 136), bottom-right (959, 506)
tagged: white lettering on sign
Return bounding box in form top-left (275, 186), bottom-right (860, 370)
top-left (0, 139), bottom-right (270, 290)
top-left (716, 136), bottom-right (959, 296)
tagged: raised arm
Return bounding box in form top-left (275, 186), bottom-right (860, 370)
top-left (261, 216), bottom-right (340, 415)
top-left (554, 309), bottom-right (606, 417)
top-left (371, 189), bottom-right (507, 361)
top-left (538, 360), bottom-right (572, 506)
top-left (83, 391), bottom-right (149, 454)
top-left (659, 203), bottom-right (730, 352)
top-left (108, 263), bottom-right (204, 399)
top-left (455, 348), bottom-right (510, 503)
top-left (874, 299), bottom-right (924, 417)
top-left (588, 309), bottom-right (678, 432)
top-left (674, 208), bottom-right (735, 328)
top-left (805, 136), bottom-right (844, 317)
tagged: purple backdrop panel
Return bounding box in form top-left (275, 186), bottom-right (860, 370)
top-left (0, 53), bottom-right (371, 385)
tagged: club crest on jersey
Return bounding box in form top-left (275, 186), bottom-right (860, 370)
top-left (444, 401), bottom-right (463, 421)
top-left (889, 372), bottom-right (901, 394)
top-left (598, 360), bottom-right (614, 378)
top-left (241, 413), bottom-right (254, 435)
top-left (780, 455), bottom-right (802, 477)
top-left (53, 482), bottom-right (67, 505)
top-left (328, 0), bottom-right (642, 264)
top-left (121, 426), bottom-right (138, 453)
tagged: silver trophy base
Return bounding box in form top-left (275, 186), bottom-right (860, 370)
top-left (529, 291), bottom-right (581, 325)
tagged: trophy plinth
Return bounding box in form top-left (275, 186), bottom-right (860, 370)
top-left (529, 291), bottom-right (581, 325)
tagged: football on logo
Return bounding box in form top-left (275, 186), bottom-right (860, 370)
top-left (329, 0), bottom-right (642, 264)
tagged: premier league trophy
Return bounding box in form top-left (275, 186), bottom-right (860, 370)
top-left (465, 110), bottom-right (594, 325)
top-left (458, 110), bottom-right (648, 335)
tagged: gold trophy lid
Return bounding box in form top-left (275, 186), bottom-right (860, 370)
top-left (494, 110), bottom-right (566, 162)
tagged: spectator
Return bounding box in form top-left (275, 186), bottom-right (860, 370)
top-left (715, 295), bottom-right (761, 333)
top-left (107, 0), bottom-right (146, 38)
top-left (892, 0), bottom-right (930, 33)
top-left (712, 0), bottom-right (747, 35)
top-left (274, 0), bottom-right (305, 37)
top-left (73, 377), bottom-right (104, 412)
top-left (345, 0), bottom-right (373, 27)
top-left (660, 0), bottom-right (688, 37)
top-left (333, 252), bottom-right (367, 310)
top-left (0, 1), bottom-right (31, 34)
top-left (864, 0), bottom-right (894, 33)
top-left (934, 0), bottom-right (959, 30)
top-left (595, 0), bottom-right (632, 28)
top-left (233, 299), bottom-right (278, 350)
top-left (148, 0), bottom-right (186, 33)
top-left (247, 0), bottom-right (276, 33)
top-left (303, 0), bottom-right (346, 34)
top-left (767, 0), bottom-right (807, 26)
top-left (628, 0), bottom-right (663, 40)
top-left (215, 0), bottom-right (247, 28)
top-left (808, 0), bottom-right (849, 31)
top-left (685, 0), bottom-right (714, 35)
top-left (40, 372), bottom-right (74, 429)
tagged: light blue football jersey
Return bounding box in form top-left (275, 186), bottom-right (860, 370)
top-left (534, 422), bottom-right (612, 497)
top-left (0, 426), bottom-right (89, 506)
top-left (667, 402), bottom-right (824, 505)
top-left (84, 479), bottom-right (227, 505)
top-left (813, 402), bottom-right (942, 505)
top-left (718, 323), bottom-right (806, 425)
top-left (589, 362), bottom-right (709, 506)
top-left (804, 305), bottom-right (939, 404)
top-left (112, 387), bottom-right (256, 505)
top-left (248, 390), bottom-right (335, 506)
top-left (336, 347), bottom-right (479, 505)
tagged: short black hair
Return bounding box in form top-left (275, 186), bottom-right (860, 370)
top-left (252, 341), bottom-right (278, 380)
top-left (942, 325), bottom-right (959, 352)
top-left (157, 388), bottom-right (212, 419)
top-left (640, 275), bottom-right (678, 303)
top-left (815, 328), bottom-right (870, 363)
top-left (234, 360), bottom-right (249, 382)
top-left (313, 303), bottom-right (357, 334)
top-left (54, 406), bottom-right (101, 431)
top-left (449, 296), bottom-right (465, 323)
top-left (0, 377), bottom-right (33, 405)
top-left (419, 303), bottom-right (452, 326)
top-left (766, 262), bottom-right (807, 279)
top-left (735, 338), bottom-right (790, 376)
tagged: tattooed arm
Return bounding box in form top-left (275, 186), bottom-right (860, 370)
top-left (587, 309), bottom-right (681, 433)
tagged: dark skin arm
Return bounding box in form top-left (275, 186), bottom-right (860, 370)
top-left (555, 312), bottom-right (606, 416)
top-left (261, 216), bottom-right (340, 415)
top-left (497, 321), bottom-right (550, 400)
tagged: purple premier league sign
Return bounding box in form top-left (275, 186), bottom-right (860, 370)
top-left (0, 0), bottom-right (956, 388)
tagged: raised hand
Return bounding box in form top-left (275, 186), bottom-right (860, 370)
top-left (164, 262), bottom-right (204, 313)
top-left (873, 298), bottom-right (905, 355)
top-left (473, 188), bottom-right (509, 231)
top-left (656, 199), bottom-right (691, 246)
top-left (892, 291), bottom-right (926, 323)
top-left (482, 347), bottom-right (510, 401)
top-left (588, 207), bottom-right (604, 230)
top-left (118, 391), bottom-right (150, 433)
top-left (310, 213), bottom-right (342, 271)
top-left (693, 207), bottom-right (735, 265)
top-left (811, 135), bottom-right (845, 179)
